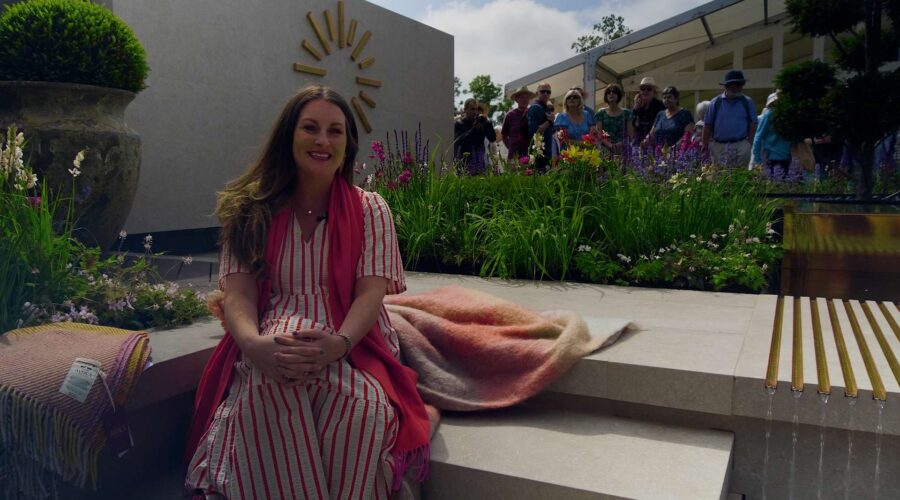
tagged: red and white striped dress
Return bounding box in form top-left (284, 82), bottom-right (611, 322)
top-left (186, 189), bottom-right (406, 500)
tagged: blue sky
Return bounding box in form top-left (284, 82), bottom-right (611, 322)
top-left (368, 0), bottom-right (709, 92)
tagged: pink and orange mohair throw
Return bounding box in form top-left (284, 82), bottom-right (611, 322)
top-left (383, 286), bottom-right (630, 412)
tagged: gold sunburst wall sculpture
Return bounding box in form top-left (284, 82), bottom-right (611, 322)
top-left (295, 0), bottom-right (379, 133)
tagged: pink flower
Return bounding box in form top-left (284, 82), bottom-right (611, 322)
top-left (27, 196), bottom-right (41, 207)
top-left (523, 168), bottom-right (534, 177)
top-left (401, 152), bottom-right (414, 165)
top-left (370, 141), bottom-right (386, 162)
top-left (398, 168), bottom-right (413, 185)
top-left (518, 155), bottom-right (530, 165)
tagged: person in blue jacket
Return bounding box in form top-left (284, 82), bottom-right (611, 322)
top-left (752, 91), bottom-right (792, 178)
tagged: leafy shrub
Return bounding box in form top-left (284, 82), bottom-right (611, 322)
top-left (0, 0), bottom-right (148, 92)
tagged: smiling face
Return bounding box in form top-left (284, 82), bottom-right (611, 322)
top-left (292, 98), bottom-right (347, 182)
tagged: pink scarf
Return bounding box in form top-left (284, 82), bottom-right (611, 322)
top-left (185, 177), bottom-right (430, 490)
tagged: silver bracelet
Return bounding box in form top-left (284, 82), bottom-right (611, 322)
top-left (337, 333), bottom-right (352, 359)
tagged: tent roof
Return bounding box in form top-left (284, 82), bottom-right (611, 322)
top-left (505, 0), bottom-right (787, 91)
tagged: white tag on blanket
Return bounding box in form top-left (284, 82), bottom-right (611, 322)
top-left (59, 358), bottom-right (102, 404)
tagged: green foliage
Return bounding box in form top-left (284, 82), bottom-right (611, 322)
top-left (832, 29), bottom-right (898, 73)
top-left (772, 61), bottom-right (837, 142)
top-left (0, 0), bottom-right (149, 92)
top-left (1, 127), bottom-right (207, 333)
top-left (573, 247), bottom-right (623, 284)
top-left (785, 0), bottom-right (862, 37)
top-left (829, 71), bottom-right (900, 145)
top-left (0, 183), bottom-right (79, 331)
top-left (374, 154), bottom-right (781, 292)
top-left (467, 75), bottom-right (502, 114)
top-left (571, 14), bottom-right (632, 53)
top-left (778, 0), bottom-right (900, 197)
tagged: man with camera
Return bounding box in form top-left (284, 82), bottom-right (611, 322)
top-left (454, 98), bottom-right (497, 175)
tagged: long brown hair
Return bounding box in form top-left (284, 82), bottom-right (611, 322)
top-left (216, 85), bottom-right (359, 276)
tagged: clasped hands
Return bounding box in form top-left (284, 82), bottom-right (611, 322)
top-left (243, 329), bottom-right (346, 385)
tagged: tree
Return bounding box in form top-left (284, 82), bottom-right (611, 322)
top-left (772, 0), bottom-right (900, 198)
top-left (467, 74), bottom-right (502, 114)
top-left (571, 15), bottom-right (632, 53)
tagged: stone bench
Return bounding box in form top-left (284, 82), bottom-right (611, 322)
top-left (60, 272), bottom-right (899, 499)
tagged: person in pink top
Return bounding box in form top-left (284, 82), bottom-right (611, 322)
top-left (501, 86), bottom-right (534, 160)
top-left (185, 85), bottom-right (430, 499)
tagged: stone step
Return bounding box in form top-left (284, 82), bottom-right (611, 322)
top-left (424, 406), bottom-right (734, 500)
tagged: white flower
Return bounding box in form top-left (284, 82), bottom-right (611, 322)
top-left (119, 230), bottom-right (128, 239)
top-left (143, 234), bottom-right (153, 251)
top-left (690, 234), bottom-right (696, 239)
top-left (73, 150), bottom-right (85, 169)
top-left (617, 254), bottom-right (632, 263)
top-left (728, 224), bottom-right (735, 233)
top-left (182, 255), bottom-right (193, 265)
top-left (68, 166), bottom-right (81, 177)
top-left (658, 248), bottom-right (666, 254)
top-left (14, 132), bottom-right (24, 147)
top-left (762, 264), bottom-right (769, 272)
top-left (577, 244), bottom-right (592, 252)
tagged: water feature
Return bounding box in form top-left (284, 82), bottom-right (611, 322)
top-left (788, 390), bottom-right (802, 500)
top-left (844, 397), bottom-right (858, 500)
top-left (816, 393), bottom-right (829, 500)
top-left (761, 386), bottom-right (776, 500)
top-left (873, 399), bottom-right (885, 500)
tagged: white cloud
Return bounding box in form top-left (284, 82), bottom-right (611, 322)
top-left (417, 0), bottom-right (707, 91)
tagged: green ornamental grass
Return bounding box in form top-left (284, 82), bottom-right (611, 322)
top-left (374, 143), bottom-right (782, 293)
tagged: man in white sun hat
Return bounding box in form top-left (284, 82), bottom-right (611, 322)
top-left (632, 76), bottom-right (665, 145)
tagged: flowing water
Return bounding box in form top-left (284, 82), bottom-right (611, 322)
top-left (873, 399), bottom-right (885, 500)
top-left (788, 390), bottom-right (802, 500)
top-left (844, 397), bottom-right (858, 500)
top-left (761, 387), bottom-right (776, 500)
top-left (816, 393), bottom-right (830, 500)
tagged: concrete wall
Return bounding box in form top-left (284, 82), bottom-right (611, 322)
top-left (111, 0), bottom-right (453, 233)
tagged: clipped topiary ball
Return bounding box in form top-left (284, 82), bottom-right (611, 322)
top-left (0, 0), bottom-right (148, 93)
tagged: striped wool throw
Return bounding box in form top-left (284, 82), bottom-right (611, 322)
top-left (0, 323), bottom-right (151, 499)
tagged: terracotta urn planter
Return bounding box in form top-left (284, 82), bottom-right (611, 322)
top-left (0, 81), bottom-right (141, 250)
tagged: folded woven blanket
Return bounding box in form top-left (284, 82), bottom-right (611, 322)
top-left (384, 286), bottom-right (630, 411)
top-left (0, 323), bottom-right (151, 499)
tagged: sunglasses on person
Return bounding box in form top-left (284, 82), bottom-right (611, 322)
top-left (640, 86), bottom-right (654, 91)
top-left (538, 89), bottom-right (552, 94)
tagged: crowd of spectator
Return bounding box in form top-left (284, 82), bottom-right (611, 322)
top-left (453, 69), bottom-right (898, 178)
